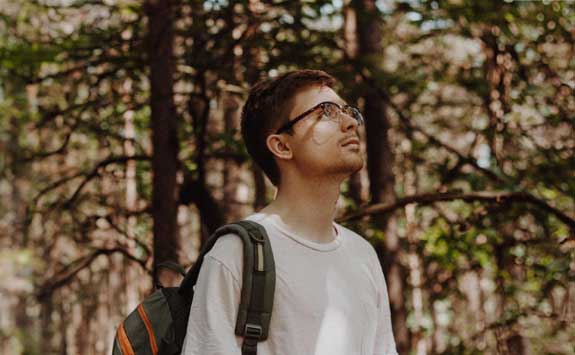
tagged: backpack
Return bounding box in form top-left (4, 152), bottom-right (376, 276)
top-left (112, 220), bottom-right (276, 355)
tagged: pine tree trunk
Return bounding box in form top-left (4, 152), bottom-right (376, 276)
top-left (343, 2), bottom-right (365, 206)
top-left (146, 0), bottom-right (180, 286)
top-left (123, 106), bottom-right (149, 303)
top-left (222, 13), bottom-right (244, 221)
top-left (404, 167), bottom-right (426, 355)
top-left (353, 0), bottom-right (410, 352)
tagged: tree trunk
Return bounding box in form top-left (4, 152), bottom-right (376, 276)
top-left (343, 2), bottom-right (365, 206)
top-left (222, 10), bottom-right (245, 222)
top-left (461, 270), bottom-right (488, 347)
top-left (146, 0), bottom-right (180, 286)
top-left (123, 108), bottom-right (145, 308)
top-left (494, 237), bottom-right (526, 355)
top-left (222, 92), bottom-right (244, 221)
top-left (353, 0), bottom-right (410, 352)
top-left (404, 167), bottom-right (426, 355)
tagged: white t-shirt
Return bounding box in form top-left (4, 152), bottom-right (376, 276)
top-left (181, 212), bottom-right (398, 355)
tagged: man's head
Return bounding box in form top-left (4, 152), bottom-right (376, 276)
top-left (241, 69), bottom-right (364, 187)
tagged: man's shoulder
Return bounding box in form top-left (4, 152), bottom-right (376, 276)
top-left (205, 232), bottom-right (244, 265)
top-left (206, 214), bottom-right (264, 260)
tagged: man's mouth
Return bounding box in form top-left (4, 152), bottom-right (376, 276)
top-left (342, 138), bottom-right (360, 146)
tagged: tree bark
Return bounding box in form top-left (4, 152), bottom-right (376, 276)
top-left (146, 0), bottom-right (180, 286)
top-left (404, 167), bottom-right (426, 355)
top-left (353, 0), bottom-right (410, 352)
top-left (222, 9), bottom-right (245, 222)
top-left (222, 92), bottom-right (244, 221)
top-left (494, 234), bottom-right (526, 355)
top-left (123, 108), bottom-right (146, 308)
top-left (343, 2), bottom-right (365, 206)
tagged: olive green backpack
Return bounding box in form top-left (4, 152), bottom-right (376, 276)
top-left (112, 220), bottom-right (276, 355)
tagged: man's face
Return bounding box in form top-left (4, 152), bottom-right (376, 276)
top-left (274, 85), bottom-right (364, 181)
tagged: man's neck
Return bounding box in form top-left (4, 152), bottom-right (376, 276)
top-left (258, 175), bottom-right (342, 244)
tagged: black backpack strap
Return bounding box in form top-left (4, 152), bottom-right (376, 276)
top-left (178, 220), bottom-right (276, 355)
top-left (156, 261), bottom-right (186, 277)
top-left (234, 220), bottom-right (275, 355)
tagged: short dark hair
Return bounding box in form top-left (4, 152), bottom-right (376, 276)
top-left (240, 70), bottom-right (337, 187)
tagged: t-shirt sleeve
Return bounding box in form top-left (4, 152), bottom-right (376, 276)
top-left (181, 255), bottom-right (243, 355)
top-left (372, 255), bottom-right (398, 355)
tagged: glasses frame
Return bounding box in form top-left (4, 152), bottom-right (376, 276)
top-left (275, 101), bottom-right (363, 135)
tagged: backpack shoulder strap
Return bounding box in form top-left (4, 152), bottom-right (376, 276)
top-left (178, 220), bottom-right (275, 354)
top-left (233, 221), bottom-right (275, 342)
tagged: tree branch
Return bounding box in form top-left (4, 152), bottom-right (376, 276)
top-left (37, 246), bottom-right (148, 300)
top-left (32, 155), bottom-right (150, 209)
top-left (62, 154), bottom-right (150, 208)
top-left (336, 190), bottom-right (575, 231)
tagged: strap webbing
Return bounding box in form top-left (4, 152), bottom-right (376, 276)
top-left (242, 337), bottom-right (258, 355)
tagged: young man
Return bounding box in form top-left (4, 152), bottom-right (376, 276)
top-left (182, 70), bottom-right (397, 355)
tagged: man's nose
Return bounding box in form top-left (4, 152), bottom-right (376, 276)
top-left (341, 112), bottom-right (359, 131)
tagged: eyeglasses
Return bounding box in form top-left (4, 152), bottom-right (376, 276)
top-left (275, 101), bottom-right (364, 135)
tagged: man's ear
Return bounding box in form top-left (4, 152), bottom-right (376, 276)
top-left (266, 134), bottom-right (293, 160)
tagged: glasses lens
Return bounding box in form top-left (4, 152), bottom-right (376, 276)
top-left (343, 106), bottom-right (364, 126)
top-left (319, 103), bottom-right (364, 126)
top-left (321, 103), bottom-right (337, 119)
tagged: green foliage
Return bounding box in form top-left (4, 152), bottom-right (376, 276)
top-left (1, 0), bottom-right (573, 353)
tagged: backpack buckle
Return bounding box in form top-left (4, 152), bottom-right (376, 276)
top-left (244, 323), bottom-right (263, 339)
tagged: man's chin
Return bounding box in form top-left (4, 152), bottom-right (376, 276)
top-left (350, 155), bottom-right (365, 171)
top-left (340, 158), bottom-right (364, 176)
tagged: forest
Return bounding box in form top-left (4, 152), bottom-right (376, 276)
top-left (0, 0), bottom-right (574, 354)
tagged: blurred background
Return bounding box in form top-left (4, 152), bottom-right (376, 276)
top-left (0, 0), bottom-right (574, 354)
